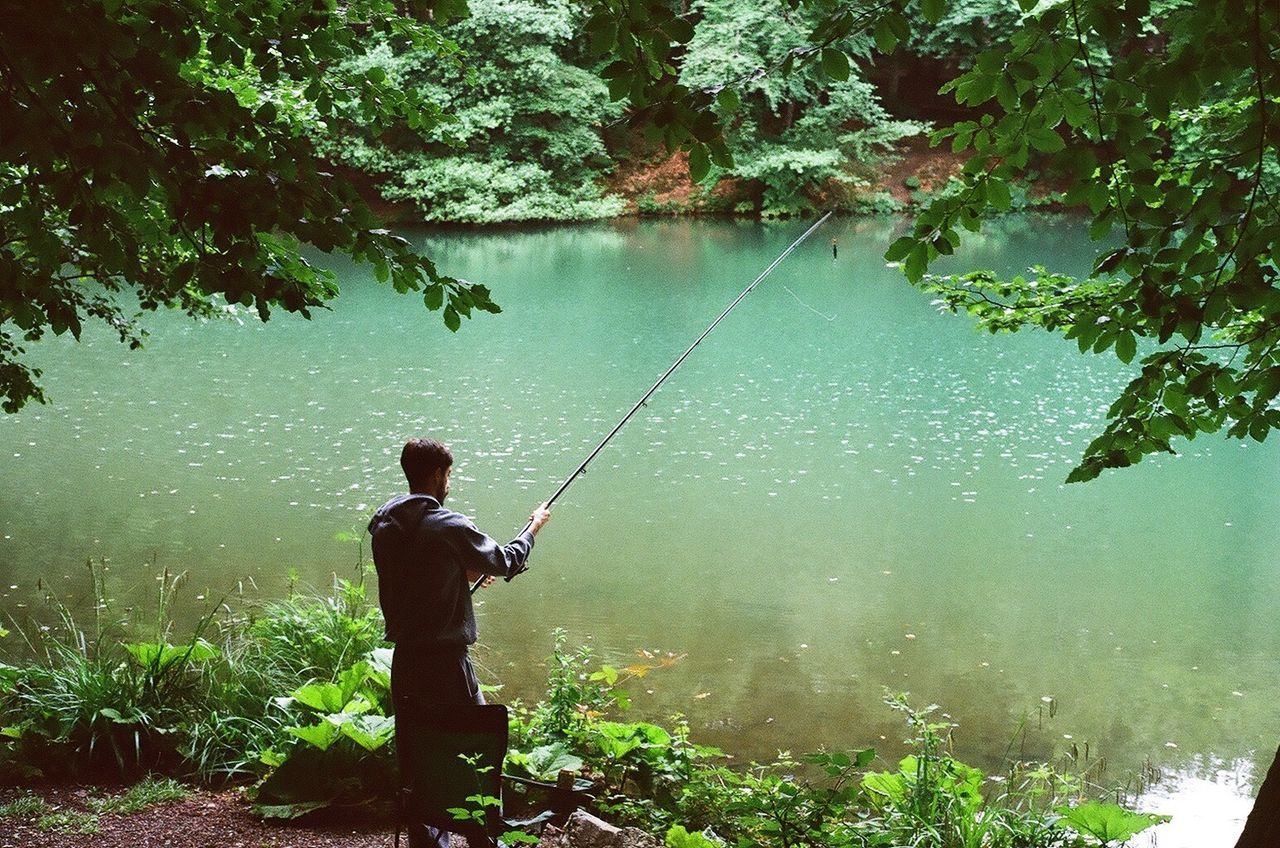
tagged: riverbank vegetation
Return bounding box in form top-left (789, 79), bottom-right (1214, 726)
top-left (0, 569), bottom-right (1168, 846)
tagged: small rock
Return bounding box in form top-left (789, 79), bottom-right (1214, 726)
top-left (559, 811), bottom-right (659, 848)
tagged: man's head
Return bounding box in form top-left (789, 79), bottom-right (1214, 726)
top-left (401, 438), bottom-right (453, 501)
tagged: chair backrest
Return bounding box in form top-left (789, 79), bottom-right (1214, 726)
top-left (397, 702), bottom-right (509, 838)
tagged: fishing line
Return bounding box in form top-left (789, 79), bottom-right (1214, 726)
top-left (473, 211), bottom-right (833, 593)
top-left (782, 284), bottom-right (837, 321)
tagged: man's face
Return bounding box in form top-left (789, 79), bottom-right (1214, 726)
top-left (436, 465), bottom-right (452, 502)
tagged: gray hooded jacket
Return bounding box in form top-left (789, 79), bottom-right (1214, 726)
top-left (368, 494), bottom-right (534, 650)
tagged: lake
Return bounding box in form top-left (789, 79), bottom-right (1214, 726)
top-left (1, 215), bottom-right (1276, 843)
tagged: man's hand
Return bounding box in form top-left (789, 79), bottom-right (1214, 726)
top-left (467, 569), bottom-right (497, 590)
top-left (529, 502), bottom-right (552, 536)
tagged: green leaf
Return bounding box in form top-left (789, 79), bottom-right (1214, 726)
top-left (444, 305), bottom-right (461, 332)
top-left (861, 769), bottom-right (908, 802)
top-left (125, 639), bottom-right (220, 669)
top-left (688, 144), bottom-right (711, 183)
top-left (510, 743), bottom-right (585, 781)
top-left (873, 17), bottom-right (900, 53)
top-left (666, 825), bottom-right (719, 848)
top-left (1055, 802), bottom-right (1171, 842)
top-left (588, 22), bottom-right (617, 55)
top-left (986, 179), bottom-right (1012, 212)
top-left (292, 682), bottom-right (345, 714)
top-left (253, 801), bottom-right (332, 820)
top-left (706, 139), bottom-right (733, 169)
top-left (904, 243), bottom-right (929, 283)
top-left (1027, 126), bottom-right (1065, 153)
top-left (1116, 331), bottom-right (1136, 364)
top-left (424, 284), bottom-right (444, 310)
top-left (920, 0), bottom-right (946, 24)
top-left (286, 721), bottom-right (341, 751)
top-left (339, 715), bottom-right (395, 752)
top-left (821, 48), bottom-right (849, 82)
top-left (884, 236), bottom-right (916, 262)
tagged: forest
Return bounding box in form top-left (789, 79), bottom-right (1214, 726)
top-left (312, 0), bottom-right (1000, 223)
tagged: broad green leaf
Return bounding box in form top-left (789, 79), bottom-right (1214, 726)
top-left (986, 179), bottom-right (1013, 211)
top-left (688, 144), bottom-right (711, 183)
top-left (861, 769), bottom-right (908, 802)
top-left (287, 721), bottom-right (341, 751)
top-left (339, 714), bottom-right (395, 752)
top-left (666, 825), bottom-right (719, 848)
top-left (873, 17), bottom-right (900, 53)
top-left (292, 682), bottom-right (345, 714)
top-left (510, 743), bottom-right (585, 781)
top-left (884, 236), bottom-right (916, 262)
top-left (337, 662), bottom-right (369, 705)
top-left (1116, 331), bottom-right (1136, 364)
top-left (1055, 801), bottom-right (1171, 842)
top-left (424, 284), bottom-right (444, 310)
top-left (1027, 126), bottom-right (1065, 153)
top-left (821, 48), bottom-right (849, 81)
top-left (126, 639), bottom-right (219, 669)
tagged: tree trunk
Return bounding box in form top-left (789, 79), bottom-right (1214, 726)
top-left (1235, 744), bottom-right (1280, 847)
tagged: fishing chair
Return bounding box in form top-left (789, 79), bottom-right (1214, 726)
top-left (396, 703), bottom-right (593, 848)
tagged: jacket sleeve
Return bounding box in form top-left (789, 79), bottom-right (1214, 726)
top-left (447, 515), bottom-right (535, 579)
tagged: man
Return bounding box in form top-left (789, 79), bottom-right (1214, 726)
top-left (369, 437), bottom-right (551, 848)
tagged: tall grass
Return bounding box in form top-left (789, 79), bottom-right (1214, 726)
top-left (0, 559), bottom-right (384, 782)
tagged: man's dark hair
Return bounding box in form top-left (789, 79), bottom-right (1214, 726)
top-left (401, 438), bottom-right (453, 488)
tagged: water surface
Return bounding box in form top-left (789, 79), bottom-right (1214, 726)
top-left (1, 216), bottom-right (1276, 843)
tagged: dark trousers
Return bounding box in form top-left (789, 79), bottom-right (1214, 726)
top-left (392, 645), bottom-right (485, 848)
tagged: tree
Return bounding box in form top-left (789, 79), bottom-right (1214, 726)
top-left (0, 0), bottom-right (502, 413)
top-left (877, 1), bottom-right (1278, 843)
top-left (886, 0), bottom-right (1279, 481)
top-left (678, 0), bottom-right (926, 217)
top-left (314, 0), bottom-right (626, 223)
top-left (0, 0), bottom-right (756, 414)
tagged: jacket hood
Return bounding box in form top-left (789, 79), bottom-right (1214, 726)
top-left (368, 494), bottom-right (439, 535)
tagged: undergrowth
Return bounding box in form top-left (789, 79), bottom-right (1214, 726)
top-left (0, 564), bottom-right (1168, 846)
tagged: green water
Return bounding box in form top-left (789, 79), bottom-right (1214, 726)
top-left (1, 216), bottom-right (1276, 831)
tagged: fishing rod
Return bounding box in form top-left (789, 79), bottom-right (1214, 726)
top-left (472, 211), bottom-right (833, 594)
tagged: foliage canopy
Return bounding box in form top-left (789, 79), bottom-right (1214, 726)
top-left (0, 0), bottom-right (501, 413)
top-left (885, 0), bottom-right (1280, 480)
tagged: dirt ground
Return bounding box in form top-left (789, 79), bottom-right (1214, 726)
top-left (0, 785), bottom-right (406, 848)
top-left (604, 135), bottom-right (970, 214)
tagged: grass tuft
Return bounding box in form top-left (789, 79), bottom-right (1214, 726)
top-left (36, 809), bottom-right (100, 834)
top-left (0, 793), bottom-right (50, 818)
top-left (90, 775), bottom-right (192, 815)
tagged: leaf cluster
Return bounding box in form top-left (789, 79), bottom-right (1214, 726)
top-left (316, 0), bottom-right (627, 224)
top-left (886, 0), bottom-right (1280, 481)
top-left (676, 0), bottom-right (927, 216)
top-left (0, 0), bottom-right (500, 412)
